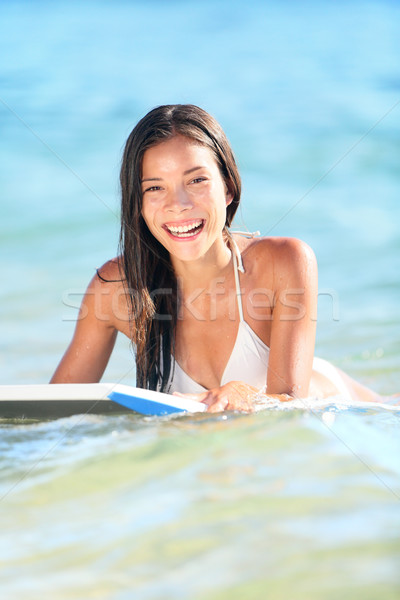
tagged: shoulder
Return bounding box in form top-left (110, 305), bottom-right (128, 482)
top-left (234, 234), bottom-right (317, 286)
top-left (266, 237), bottom-right (316, 269)
top-left (82, 257), bottom-right (130, 332)
top-left (89, 257), bottom-right (124, 291)
top-left (84, 256), bottom-right (125, 302)
top-left (95, 256), bottom-right (123, 282)
top-left (234, 234), bottom-right (316, 264)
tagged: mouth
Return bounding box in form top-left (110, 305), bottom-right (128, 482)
top-left (163, 219), bottom-right (205, 239)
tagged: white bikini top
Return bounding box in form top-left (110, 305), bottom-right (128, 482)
top-left (165, 236), bottom-right (270, 393)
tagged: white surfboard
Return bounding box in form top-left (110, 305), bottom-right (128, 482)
top-left (0, 383), bottom-right (206, 419)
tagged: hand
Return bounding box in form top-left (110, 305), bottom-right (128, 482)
top-left (173, 381), bottom-right (259, 413)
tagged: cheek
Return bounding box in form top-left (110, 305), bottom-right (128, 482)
top-left (141, 198), bottom-right (154, 222)
top-left (140, 204), bottom-right (148, 224)
top-left (141, 201), bottom-right (165, 238)
top-left (140, 207), bottom-right (154, 234)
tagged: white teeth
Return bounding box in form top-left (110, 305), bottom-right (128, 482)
top-left (166, 220), bottom-right (203, 236)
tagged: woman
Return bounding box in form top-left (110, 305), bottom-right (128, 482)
top-left (51, 104), bottom-right (385, 411)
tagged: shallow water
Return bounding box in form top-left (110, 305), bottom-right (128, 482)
top-left (1, 0), bottom-right (400, 597)
top-left (1, 405), bottom-right (400, 599)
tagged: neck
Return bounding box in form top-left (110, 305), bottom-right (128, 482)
top-left (170, 237), bottom-right (232, 292)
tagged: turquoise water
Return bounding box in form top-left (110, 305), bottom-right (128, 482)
top-left (1, 1), bottom-right (399, 597)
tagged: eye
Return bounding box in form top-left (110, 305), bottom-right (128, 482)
top-left (143, 185), bottom-right (162, 193)
top-left (190, 177), bottom-right (207, 184)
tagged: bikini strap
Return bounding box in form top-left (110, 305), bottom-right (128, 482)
top-left (231, 229), bottom-right (261, 239)
top-left (227, 229), bottom-right (260, 323)
top-left (230, 236), bottom-right (245, 323)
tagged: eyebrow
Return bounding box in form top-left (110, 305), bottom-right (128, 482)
top-left (141, 166), bottom-right (205, 183)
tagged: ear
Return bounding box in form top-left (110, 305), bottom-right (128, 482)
top-left (225, 184), bottom-right (234, 206)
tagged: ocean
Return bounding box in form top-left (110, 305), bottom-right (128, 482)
top-left (1, 1), bottom-right (399, 598)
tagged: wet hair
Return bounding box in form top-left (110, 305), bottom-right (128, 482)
top-left (119, 104), bottom-right (241, 391)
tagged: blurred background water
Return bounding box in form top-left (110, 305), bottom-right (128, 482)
top-left (1, 1), bottom-right (399, 598)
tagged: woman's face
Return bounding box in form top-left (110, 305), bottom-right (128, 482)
top-left (141, 135), bottom-right (232, 265)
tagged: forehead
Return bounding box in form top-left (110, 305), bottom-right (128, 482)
top-left (141, 135), bottom-right (218, 175)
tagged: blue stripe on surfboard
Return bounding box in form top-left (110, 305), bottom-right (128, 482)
top-left (108, 391), bottom-right (186, 416)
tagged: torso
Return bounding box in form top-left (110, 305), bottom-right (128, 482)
top-left (173, 234), bottom-right (274, 389)
top-left (99, 236), bottom-right (274, 388)
top-left (100, 237), bottom-right (350, 399)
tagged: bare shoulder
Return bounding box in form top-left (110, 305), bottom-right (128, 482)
top-left (234, 234), bottom-right (315, 262)
top-left (87, 256), bottom-right (125, 293)
top-left (83, 256), bottom-right (131, 335)
top-left (95, 256), bottom-right (124, 282)
top-left (265, 237), bottom-right (316, 267)
top-left (233, 234), bottom-right (317, 284)
top-left (85, 257), bottom-right (125, 309)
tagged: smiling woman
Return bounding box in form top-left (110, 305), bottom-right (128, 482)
top-left (50, 104), bottom-right (394, 411)
top-left (141, 136), bottom-right (233, 264)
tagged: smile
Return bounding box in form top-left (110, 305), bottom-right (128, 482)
top-left (164, 219), bottom-right (205, 239)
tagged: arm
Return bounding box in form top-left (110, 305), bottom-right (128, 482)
top-left (266, 237), bottom-right (317, 397)
top-left (50, 265), bottom-right (124, 383)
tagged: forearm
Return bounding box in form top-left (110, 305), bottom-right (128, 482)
top-left (50, 328), bottom-right (118, 384)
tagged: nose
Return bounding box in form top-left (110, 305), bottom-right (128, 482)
top-left (165, 186), bottom-right (193, 213)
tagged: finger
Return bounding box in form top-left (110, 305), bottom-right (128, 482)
top-left (173, 391), bottom-right (207, 401)
top-left (207, 397), bottom-right (229, 413)
top-left (225, 395), bottom-right (254, 413)
top-left (199, 392), bottom-right (216, 407)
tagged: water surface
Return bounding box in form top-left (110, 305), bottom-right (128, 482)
top-left (1, 1), bottom-right (399, 597)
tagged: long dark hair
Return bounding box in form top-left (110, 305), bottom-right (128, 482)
top-left (119, 104), bottom-right (241, 391)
